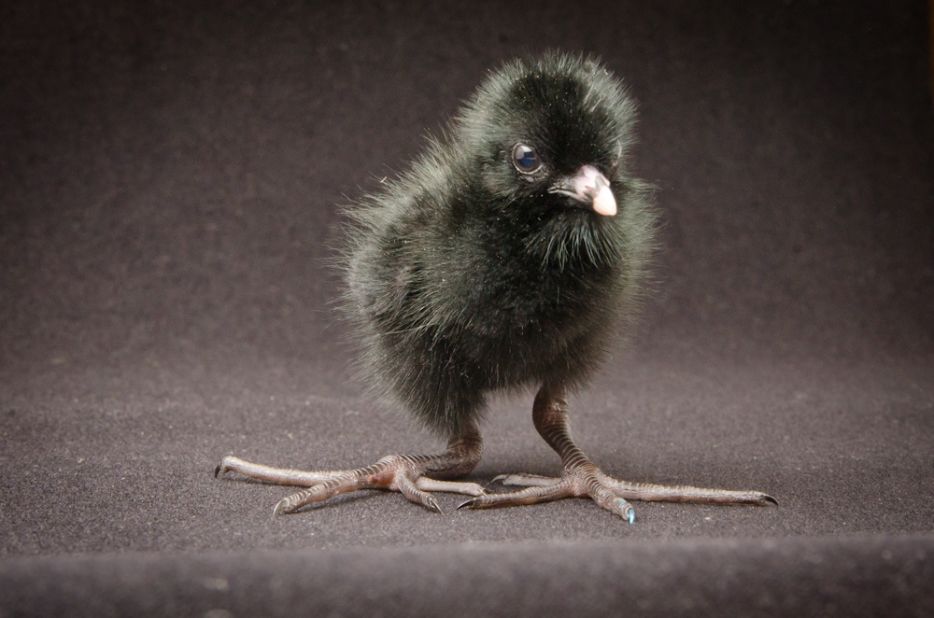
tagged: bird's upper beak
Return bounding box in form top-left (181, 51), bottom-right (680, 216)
top-left (548, 165), bottom-right (617, 217)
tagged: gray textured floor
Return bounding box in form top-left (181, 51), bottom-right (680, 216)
top-left (2, 1), bottom-right (932, 616)
top-left (3, 351), bottom-right (933, 556)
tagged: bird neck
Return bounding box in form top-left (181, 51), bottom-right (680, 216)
top-left (504, 204), bottom-right (623, 274)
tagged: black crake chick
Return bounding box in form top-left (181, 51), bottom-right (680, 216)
top-left (342, 55), bottom-right (650, 438)
top-left (217, 53), bottom-right (775, 521)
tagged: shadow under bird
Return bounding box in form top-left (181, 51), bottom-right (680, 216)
top-left (216, 52), bottom-right (775, 523)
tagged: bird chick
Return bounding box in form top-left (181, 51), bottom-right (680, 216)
top-left (217, 52), bottom-right (775, 522)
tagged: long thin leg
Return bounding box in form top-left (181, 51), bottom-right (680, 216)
top-left (217, 422), bottom-right (485, 514)
top-left (461, 383), bottom-right (775, 522)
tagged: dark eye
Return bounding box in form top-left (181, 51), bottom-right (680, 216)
top-left (511, 143), bottom-right (541, 174)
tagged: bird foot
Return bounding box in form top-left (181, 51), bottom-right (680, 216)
top-left (459, 468), bottom-right (776, 523)
top-left (216, 454), bottom-right (485, 514)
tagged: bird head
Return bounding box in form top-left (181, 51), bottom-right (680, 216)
top-left (456, 53), bottom-right (638, 220)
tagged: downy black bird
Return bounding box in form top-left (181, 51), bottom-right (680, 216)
top-left (217, 52), bottom-right (775, 522)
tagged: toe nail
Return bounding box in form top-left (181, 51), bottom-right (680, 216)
top-left (616, 499), bottom-right (636, 524)
top-left (214, 465), bottom-right (222, 478)
top-left (763, 494), bottom-right (779, 506)
top-left (456, 499), bottom-right (474, 511)
top-left (484, 477), bottom-right (505, 490)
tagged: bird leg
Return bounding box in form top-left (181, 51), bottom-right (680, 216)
top-left (459, 383), bottom-right (775, 523)
top-left (216, 423), bottom-right (484, 514)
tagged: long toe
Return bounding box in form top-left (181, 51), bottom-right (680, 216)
top-left (492, 473), bottom-right (563, 488)
top-left (215, 455), bottom-right (342, 487)
top-left (465, 467), bottom-right (774, 522)
top-left (216, 451), bottom-right (483, 514)
top-left (597, 472), bottom-right (777, 506)
top-left (458, 480), bottom-right (573, 510)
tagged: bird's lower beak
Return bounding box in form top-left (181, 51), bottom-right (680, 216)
top-left (548, 165), bottom-right (617, 217)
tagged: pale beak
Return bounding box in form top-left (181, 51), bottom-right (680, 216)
top-left (548, 164), bottom-right (617, 217)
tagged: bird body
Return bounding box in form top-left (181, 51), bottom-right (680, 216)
top-left (343, 53), bottom-right (656, 436)
top-left (217, 53), bottom-right (774, 521)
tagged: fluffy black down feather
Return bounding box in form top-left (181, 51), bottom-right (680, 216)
top-left (341, 52), bottom-right (657, 436)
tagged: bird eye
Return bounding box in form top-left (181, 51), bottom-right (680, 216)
top-left (511, 143), bottom-right (542, 174)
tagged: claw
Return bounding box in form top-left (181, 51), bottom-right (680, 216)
top-left (273, 488), bottom-right (313, 515)
top-left (215, 456), bottom-right (236, 478)
top-left (763, 494), bottom-right (779, 506)
top-left (616, 498), bottom-right (636, 524)
top-left (425, 496), bottom-right (443, 514)
top-left (482, 478), bottom-right (503, 492)
top-left (456, 499), bottom-right (476, 511)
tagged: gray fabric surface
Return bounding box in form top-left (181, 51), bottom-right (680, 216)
top-left (1, 1), bottom-right (932, 615)
top-left (2, 537), bottom-right (932, 617)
